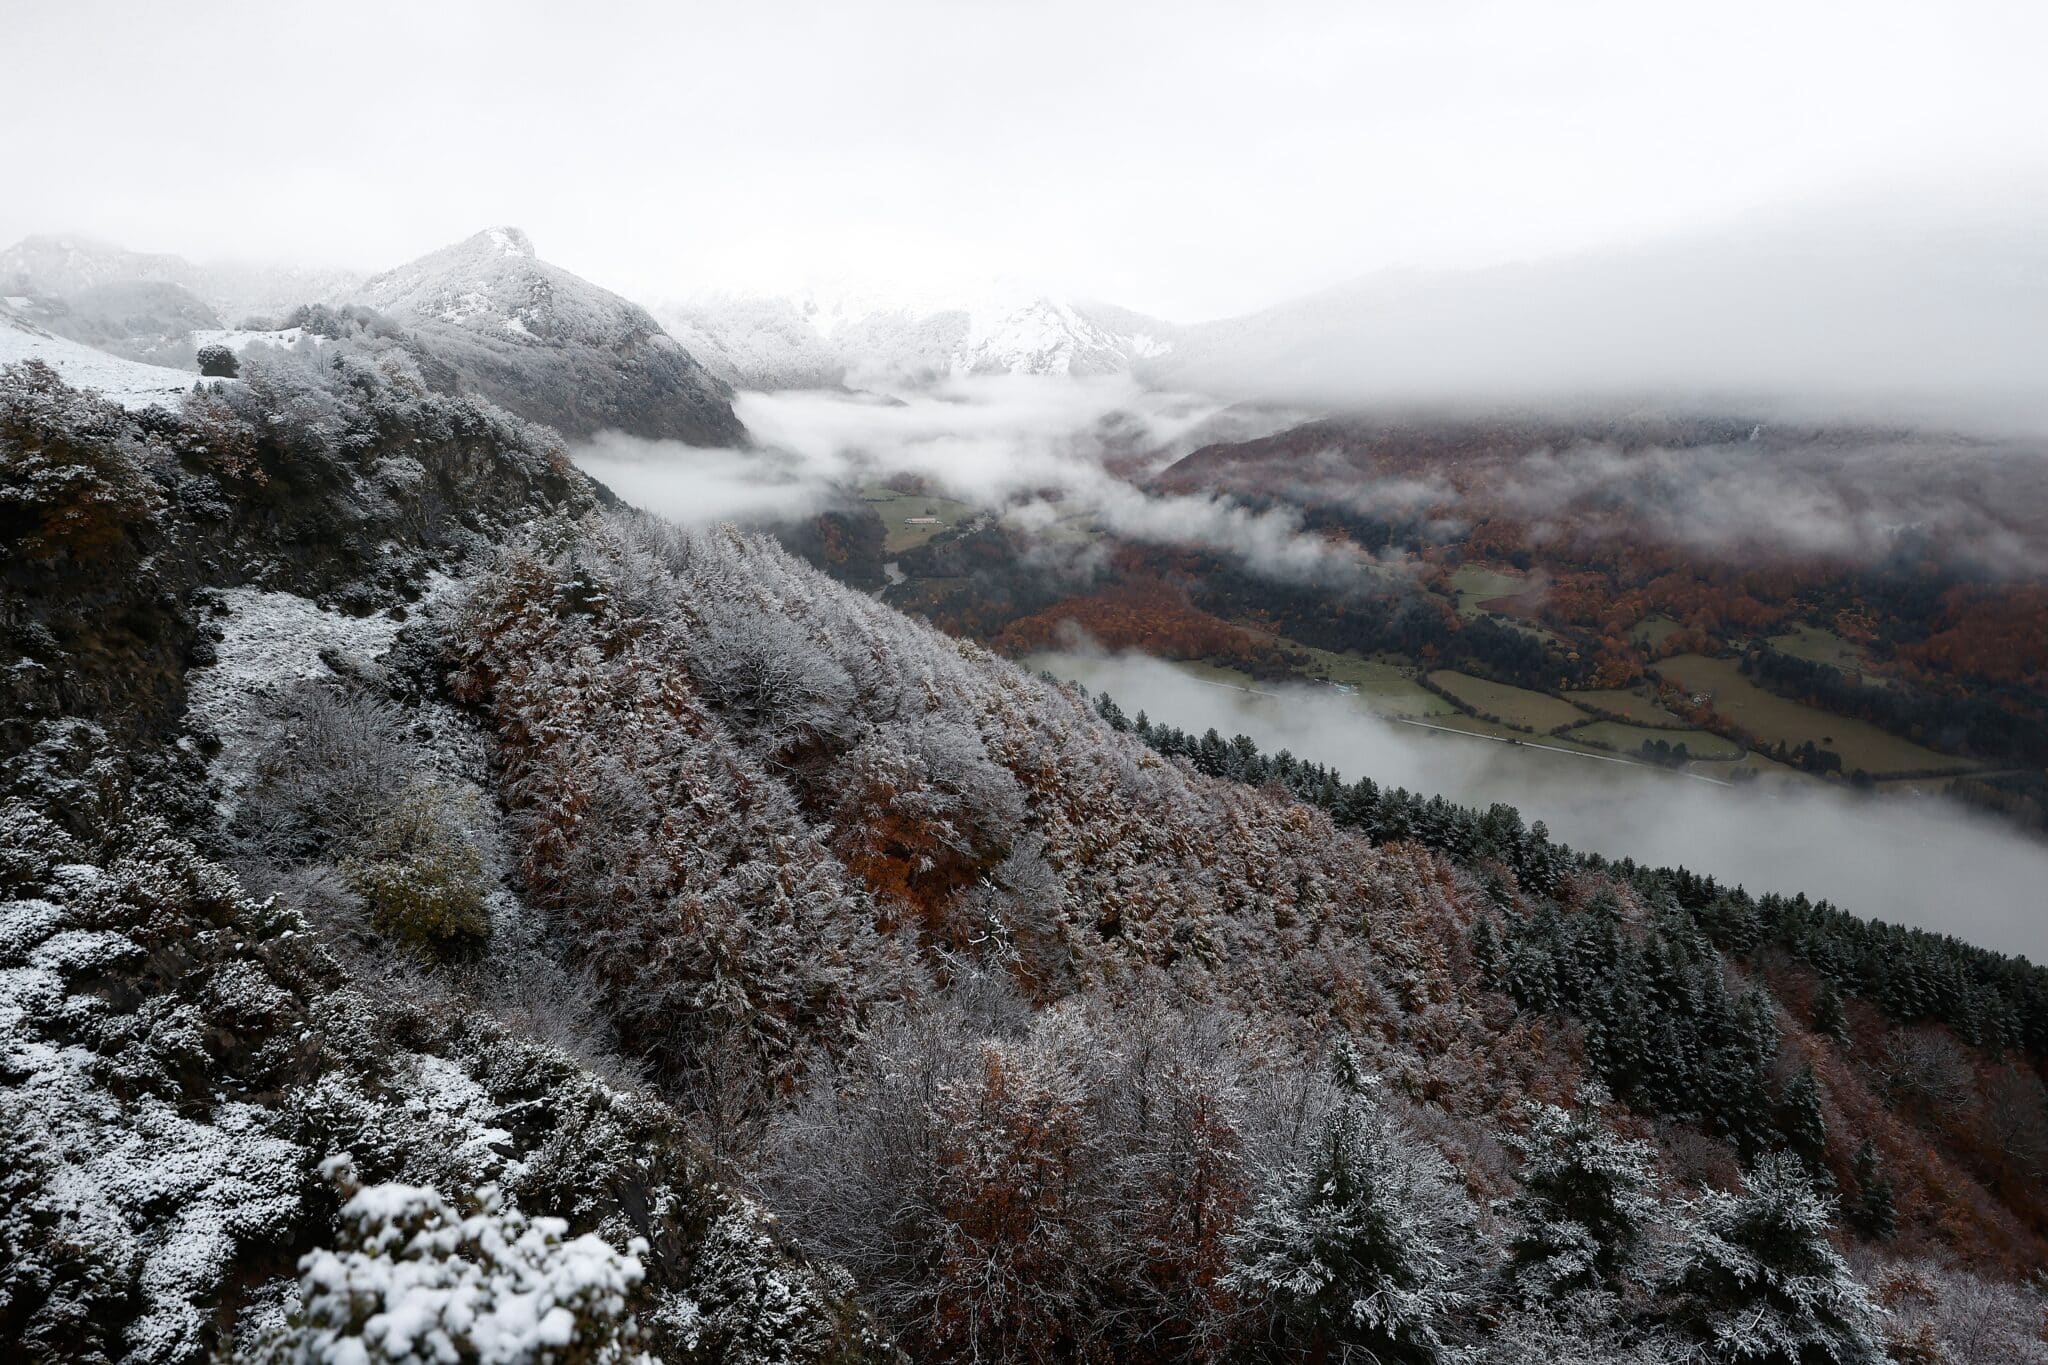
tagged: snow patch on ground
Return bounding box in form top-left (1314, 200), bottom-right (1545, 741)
top-left (405, 1054), bottom-right (525, 1182)
top-left (186, 583), bottom-right (447, 814)
top-left (191, 325), bottom-right (314, 354)
top-left (0, 315), bottom-right (219, 409)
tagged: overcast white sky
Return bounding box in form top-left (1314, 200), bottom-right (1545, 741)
top-left (6, 0), bottom-right (2046, 319)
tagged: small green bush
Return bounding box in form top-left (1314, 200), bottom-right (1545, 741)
top-left (345, 784), bottom-right (489, 953)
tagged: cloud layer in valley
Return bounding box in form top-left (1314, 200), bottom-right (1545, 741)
top-left (1031, 650), bottom-right (2048, 964)
top-left (571, 377), bottom-right (1359, 584)
top-left (1272, 426), bottom-right (2048, 578)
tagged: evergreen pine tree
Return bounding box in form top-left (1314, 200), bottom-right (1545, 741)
top-left (1500, 1090), bottom-right (1660, 1308)
top-left (1846, 1139), bottom-right (1897, 1241)
top-left (1471, 917), bottom-right (1502, 989)
top-left (1662, 1153), bottom-right (1884, 1365)
top-left (1777, 1068), bottom-right (1831, 1183)
top-left (1225, 1040), bottom-right (1477, 1363)
top-left (1811, 978), bottom-right (1849, 1046)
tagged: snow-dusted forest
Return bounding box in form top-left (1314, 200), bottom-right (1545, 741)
top-left (8, 5), bottom-right (2048, 1362)
top-left (4, 332), bottom-right (2045, 1362)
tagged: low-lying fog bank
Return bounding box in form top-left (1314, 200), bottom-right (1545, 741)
top-left (1030, 649), bottom-right (2048, 964)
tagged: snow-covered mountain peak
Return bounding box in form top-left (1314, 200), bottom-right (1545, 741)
top-left (357, 227), bottom-right (614, 340)
top-left (483, 226), bottom-right (535, 259)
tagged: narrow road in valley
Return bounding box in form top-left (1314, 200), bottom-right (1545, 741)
top-left (1388, 717), bottom-right (1736, 787)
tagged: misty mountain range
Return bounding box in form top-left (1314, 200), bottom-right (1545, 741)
top-left (16, 6), bottom-right (2048, 1362)
top-left (658, 286), bottom-right (1179, 389)
top-left (11, 192), bottom-right (2047, 432)
top-left (9, 302), bottom-right (2048, 1363)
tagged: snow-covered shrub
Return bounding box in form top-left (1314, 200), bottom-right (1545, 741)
top-left (762, 981), bottom-right (1257, 1363)
top-left (1867, 1256), bottom-right (2048, 1364)
top-left (198, 342), bottom-right (241, 378)
top-left (242, 684), bottom-right (415, 849)
top-left (2, 358), bottom-right (164, 560)
top-left (0, 797), bottom-right (79, 893)
top-left (1468, 1308), bottom-right (1687, 1364)
top-left (251, 1156), bottom-right (650, 1365)
top-left (229, 351), bottom-right (362, 464)
top-left (679, 592), bottom-right (857, 759)
top-left (823, 718), bottom-right (1029, 923)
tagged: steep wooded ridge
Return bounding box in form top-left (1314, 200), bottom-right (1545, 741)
top-left (4, 349), bottom-right (2046, 1363)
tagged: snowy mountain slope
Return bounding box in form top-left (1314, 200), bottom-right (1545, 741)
top-left (0, 308), bottom-right (218, 408)
top-left (2, 280), bottom-right (221, 366)
top-left (352, 227), bottom-right (746, 444)
top-left (658, 282), bottom-right (1182, 390)
top-left (658, 294), bottom-right (848, 391)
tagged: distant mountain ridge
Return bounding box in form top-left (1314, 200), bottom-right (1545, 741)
top-left (1147, 206), bottom-right (2048, 417)
top-left (660, 282), bottom-right (1180, 390)
top-left (0, 233), bottom-right (364, 326)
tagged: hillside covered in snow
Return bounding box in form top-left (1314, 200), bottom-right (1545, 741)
top-left (0, 307), bottom-right (223, 408)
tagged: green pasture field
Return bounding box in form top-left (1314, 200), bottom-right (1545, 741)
top-left (1426, 670), bottom-right (1590, 732)
top-left (1565, 688), bottom-right (1687, 725)
top-left (1657, 653), bottom-right (1972, 776)
top-left (1572, 720), bottom-right (1744, 761)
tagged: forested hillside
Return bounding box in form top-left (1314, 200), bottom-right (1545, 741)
top-left (4, 348), bottom-right (2046, 1362)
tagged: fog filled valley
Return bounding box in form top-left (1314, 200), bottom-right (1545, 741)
top-left (8, 5), bottom-right (2048, 1365)
top-left (1028, 650), bottom-right (2048, 963)
top-left (571, 378), bottom-right (2048, 969)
